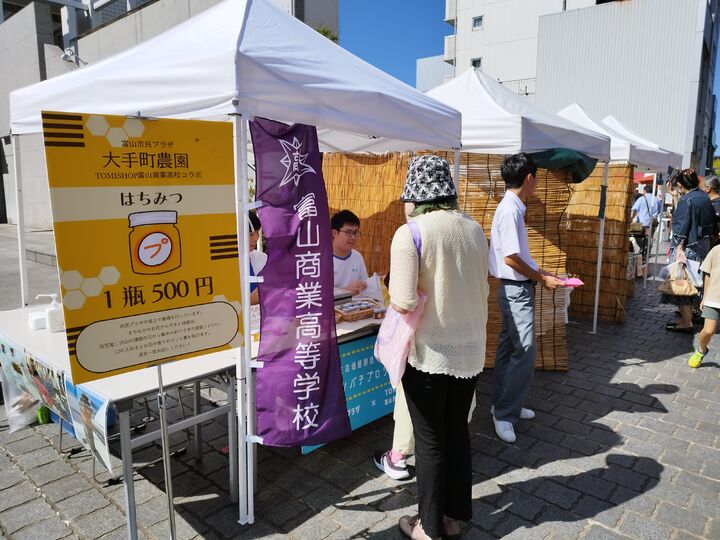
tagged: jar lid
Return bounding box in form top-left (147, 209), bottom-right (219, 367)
top-left (129, 211), bottom-right (178, 227)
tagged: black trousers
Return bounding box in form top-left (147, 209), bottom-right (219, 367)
top-left (402, 364), bottom-right (479, 538)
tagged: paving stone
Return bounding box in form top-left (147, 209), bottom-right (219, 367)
top-left (705, 519), bottom-right (720, 539)
top-left (56, 488), bottom-right (110, 520)
top-left (568, 474), bottom-right (615, 500)
top-left (496, 488), bottom-right (547, 521)
top-left (617, 511), bottom-right (672, 540)
top-left (539, 506), bottom-right (587, 538)
top-left (12, 445), bottom-right (61, 470)
top-left (573, 495), bottom-right (615, 518)
top-left (559, 434), bottom-right (605, 456)
top-left (24, 458), bottom-right (75, 486)
top-left (655, 502), bottom-right (707, 536)
top-left (533, 480), bottom-right (582, 510)
top-left (492, 513), bottom-right (534, 538)
top-left (2, 433), bottom-right (48, 455)
top-left (72, 505), bottom-right (127, 538)
top-left (602, 464), bottom-right (650, 492)
top-left (0, 498), bottom-right (55, 533)
top-left (0, 468), bottom-right (23, 490)
top-left (590, 506), bottom-right (624, 529)
top-left (580, 524), bottom-right (634, 539)
top-left (0, 482), bottom-right (38, 513)
top-left (286, 513), bottom-right (341, 539)
top-left (11, 517), bottom-right (72, 540)
top-left (137, 494), bottom-right (177, 528)
top-left (674, 471), bottom-right (720, 499)
top-left (147, 513), bottom-right (206, 540)
top-left (610, 488), bottom-right (657, 516)
top-left (41, 473), bottom-right (96, 502)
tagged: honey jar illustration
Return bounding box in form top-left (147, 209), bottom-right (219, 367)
top-left (128, 211), bottom-right (181, 274)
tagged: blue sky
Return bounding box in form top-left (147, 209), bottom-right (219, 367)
top-left (339, 0), bottom-right (449, 87)
top-left (341, 2), bottom-right (720, 153)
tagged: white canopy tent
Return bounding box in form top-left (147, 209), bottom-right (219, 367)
top-left (558, 104), bottom-right (677, 173)
top-left (8, 0), bottom-right (462, 536)
top-left (602, 115), bottom-right (682, 173)
top-left (428, 69), bottom-right (612, 335)
top-left (427, 68), bottom-right (611, 160)
top-left (10, 0), bottom-right (460, 152)
top-left (601, 115), bottom-right (683, 290)
top-left (557, 104), bottom-right (682, 330)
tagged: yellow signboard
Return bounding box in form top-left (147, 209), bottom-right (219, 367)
top-left (42, 111), bottom-right (242, 384)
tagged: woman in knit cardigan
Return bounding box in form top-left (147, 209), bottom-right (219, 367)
top-left (392, 155), bottom-right (489, 540)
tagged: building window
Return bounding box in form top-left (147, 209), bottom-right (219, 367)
top-left (472, 16), bottom-right (484, 30)
top-left (471, 57), bottom-right (482, 69)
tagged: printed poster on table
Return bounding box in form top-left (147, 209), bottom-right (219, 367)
top-left (42, 112), bottom-right (241, 384)
top-left (65, 381), bottom-right (112, 471)
top-left (250, 117), bottom-right (351, 447)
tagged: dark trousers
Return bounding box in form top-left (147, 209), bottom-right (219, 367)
top-left (402, 364), bottom-right (478, 538)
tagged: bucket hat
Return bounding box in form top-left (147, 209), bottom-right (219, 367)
top-left (401, 155), bottom-right (457, 203)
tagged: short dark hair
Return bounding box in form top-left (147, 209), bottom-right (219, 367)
top-left (500, 153), bottom-right (538, 189)
top-left (677, 169), bottom-right (699, 190)
top-left (248, 211), bottom-right (261, 232)
top-left (642, 185), bottom-right (652, 193)
top-left (331, 209), bottom-right (360, 231)
top-left (704, 175), bottom-right (720, 194)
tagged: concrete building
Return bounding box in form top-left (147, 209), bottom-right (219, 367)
top-left (440, 0), bottom-right (718, 169)
top-left (535, 0), bottom-right (718, 170)
top-left (416, 54), bottom-right (453, 93)
top-left (442, 0), bottom-right (596, 95)
top-left (0, 0), bottom-right (338, 227)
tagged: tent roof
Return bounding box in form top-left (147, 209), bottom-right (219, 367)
top-left (558, 103), bottom-right (674, 172)
top-left (9, 0), bottom-right (461, 153)
top-left (426, 69), bottom-right (610, 160)
top-left (602, 115), bottom-right (682, 172)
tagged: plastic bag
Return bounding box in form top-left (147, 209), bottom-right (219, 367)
top-left (374, 291), bottom-right (427, 388)
top-left (685, 260), bottom-right (703, 288)
top-left (1, 374), bottom-right (39, 433)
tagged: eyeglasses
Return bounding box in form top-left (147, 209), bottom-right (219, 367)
top-left (339, 229), bottom-right (361, 238)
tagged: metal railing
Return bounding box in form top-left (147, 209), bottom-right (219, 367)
top-left (499, 77), bottom-right (536, 96)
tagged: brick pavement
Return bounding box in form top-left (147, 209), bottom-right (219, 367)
top-left (1, 277), bottom-right (719, 539)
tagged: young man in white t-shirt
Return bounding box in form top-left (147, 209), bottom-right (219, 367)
top-left (331, 210), bottom-right (368, 295)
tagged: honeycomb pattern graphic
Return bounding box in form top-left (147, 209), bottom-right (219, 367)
top-left (84, 115), bottom-right (145, 148)
top-left (60, 266), bottom-right (122, 310)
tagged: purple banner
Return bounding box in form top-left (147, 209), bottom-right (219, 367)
top-left (250, 117), bottom-right (351, 447)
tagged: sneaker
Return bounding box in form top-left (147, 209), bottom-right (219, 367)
top-left (490, 405), bottom-right (535, 420)
top-left (689, 348), bottom-right (707, 368)
top-left (493, 417), bottom-right (516, 443)
top-left (373, 450), bottom-right (410, 480)
top-left (519, 407), bottom-right (535, 420)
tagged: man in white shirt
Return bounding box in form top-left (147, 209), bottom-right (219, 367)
top-left (489, 153), bottom-right (563, 443)
top-left (331, 210), bottom-right (368, 295)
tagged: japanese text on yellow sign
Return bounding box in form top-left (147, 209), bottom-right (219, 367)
top-left (42, 111), bottom-right (241, 384)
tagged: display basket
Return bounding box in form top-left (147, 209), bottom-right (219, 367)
top-left (336, 299), bottom-right (381, 322)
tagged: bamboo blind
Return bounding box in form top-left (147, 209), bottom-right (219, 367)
top-left (437, 152), bottom-right (570, 371)
top-left (562, 164), bottom-right (635, 323)
top-left (322, 151), bottom-right (571, 371)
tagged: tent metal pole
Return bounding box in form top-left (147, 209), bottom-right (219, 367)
top-left (653, 176), bottom-right (664, 275)
top-left (232, 114), bottom-right (250, 526)
top-left (643, 174), bottom-right (658, 288)
top-left (591, 162), bottom-right (609, 334)
top-left (453, 148), bottom-right (460, 188)
top-left (240, 115), bottom-right (256, 525)
top-left (11, 135), bottom-right (29, 307)
top-left (233, 112), bottom-right (255, 525)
